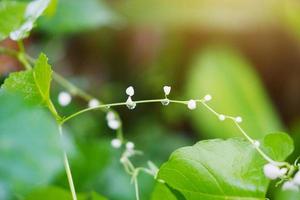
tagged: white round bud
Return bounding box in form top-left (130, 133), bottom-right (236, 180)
top-left (108, 119), bottom-right (120, 130)
top-left (163, 86), bottom-right (171, 96)
top-left (293, 171), bottom-right (300, 185)
top-left (111, 138), bottom-right (122, 148)
top-left (282, 181), bottom-right (299, 191)
top-left (253, 140), bottom-right (260, 148)
top-left (126, 96), bottom-right (136, 110)
top-left (126, 141), bottom-right (135, 150)
top-left (126, 86), bottom-right (134, 96)
top-left (58, 91), bottom-right (72, 106)
top-left (263, 163), bottom-right (281, 180)
top-left (204, 94), bottom-right (212, 102)
top-left (106, 111), bottom-right (116, 121)
top-left (88, 98), bottom-right (100, 108)
top-left (219, 114), bottom-right (226, 121)
top-left (187, 100), bottom-right (197, 110)
top-left (235, 116), bottom-right (242, 123)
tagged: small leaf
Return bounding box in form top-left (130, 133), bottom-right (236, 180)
top-left (2, 53), bottom-right (53, 106)
top-left (33, 53), bottom-right (52, 102)
top-left (0, 1), bottom-right (26, 41)
top-left (261, 132), bottom-right (294, 161)
top-left (157, 133), bottom-right (293, 200)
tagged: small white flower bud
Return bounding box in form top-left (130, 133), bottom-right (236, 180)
top-left (88, 98), bottom-right (100, 108)
top-left (106, 111), bottom-right (116, 121)
top-left (263, 163), bottom-right (281, 180)
top-left (253, 140), bottom-right (260, 148)
top-left (235, 116), bottom-right (242, 123)
top-left (126, 141), bottom-right (135, 150)
top-left (163, 86), bottom-right (171, 96)
top-left (204, 94), bottom-right (212, 102)
top-left (187, 100), bottom-right (197, 110)
top-left (126, 96), bottom-right (136, 110)
top-left (58, 91), bottom-right (72, 106)
top-left (219, 114), bottom-right (225, 121)
top-left (282, 181), bottom-right (299, 191)
top-left (120, 157), bottom-right (126, 163)
top-left (108, 119), bottom-right (120, 130)
top-left (126, 86), bottom-right (134, 96)
top-left (161, 99), bottom-right (170, 106)
top-left (293, 171), bottom-right (300, 185)
top-left (111, 138), bottom-right (122, 148)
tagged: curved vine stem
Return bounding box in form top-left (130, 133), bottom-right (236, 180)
top-left (61, 96), bottom-right (287, 167)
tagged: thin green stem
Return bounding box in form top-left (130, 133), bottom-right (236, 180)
top-left (53, 72), bottom-right (93, 101)
top-left (59, 126), bottom-right (77, 200)
top-left (60, 98), bottom-right (170, 124)
top-left (134, 178), bottom-right (140, 200)
top-left (0, 47), bottom-right (19, 57)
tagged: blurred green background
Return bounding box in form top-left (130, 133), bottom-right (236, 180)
top-left (1, 0), bottom-right (300, 199)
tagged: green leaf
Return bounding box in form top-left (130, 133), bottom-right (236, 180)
top-left (25, 186), bottom-right (107, 200)
top-left (151, 183), bottom-right (177, 200)
top-left (185, 45), bottom-right (282, 139)
top-left (2, 53), bottom-right (53, 106)
top-left (157, 133), bottom-right (293, 200)
top-left (0, 1), bottom-right (26, 41)
top-left (38, 0), bottom-right (121, 35)
top-left (9, 0), bottom-right (50, 41)
top-left (0, 92), bottom-right (63, 199)
top-left (33, 53), bottom-right (52, 102)
top-left (261, 132), bottom-right (294, 161)
top-left (274, 190), bottom-right (300, 200)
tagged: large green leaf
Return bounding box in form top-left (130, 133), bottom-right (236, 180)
top-left (0, 1), bottom-right (26, 41)
top-left (274, 190), bottom-right (300, 200)
top-left (186, 46), bottom-right (282, 139)
top-left (151, 183), bottom-right (177, 200)
top-left (38, 0), bottom-right (121, 35)
top-left (2, 53), bottom-right (53, 106)
top-left (0, 92), bottom-right (63, 199)
top-left (25, 186), bottom-right (107, 200)
top-left (157, 133), bottom-right (293, 200)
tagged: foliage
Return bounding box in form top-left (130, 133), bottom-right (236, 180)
top-left (0, 1), bottom-right (300, 200)
top-left (157, 133), bottom-right (293, 199)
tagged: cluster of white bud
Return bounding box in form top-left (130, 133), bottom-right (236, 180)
top-left (282, 170), bottom-right (300, 191)
top-left (88, 98), bottom-right (100, 108)
top-left (125, 86), bottom-right (136, 110)
top-left (263, 163), bottom-right (300, 191)
top-left (58, 91), bottom-right (72, 106)
top-left (106, 111), bottom-right (120, 130)
top-left (263, 163), bottom-right (287, 180)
